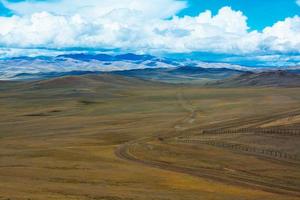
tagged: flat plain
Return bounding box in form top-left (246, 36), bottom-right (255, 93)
top-left (0, 75), bottom-right (300, 200)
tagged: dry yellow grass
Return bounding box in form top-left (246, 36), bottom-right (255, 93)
top-left (0, 77), bottom-right (300, 200)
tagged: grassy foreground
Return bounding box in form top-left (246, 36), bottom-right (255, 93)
top-left (0, 76), bottom-right (299, 200)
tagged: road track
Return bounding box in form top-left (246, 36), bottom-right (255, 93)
top-left (115, 90), bottom-right (300, 197)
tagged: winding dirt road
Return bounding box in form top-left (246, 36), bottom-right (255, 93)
top-left (115, 90), bottom-right (300, 197)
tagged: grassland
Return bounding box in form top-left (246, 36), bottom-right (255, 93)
top-left (0, 75), bottom-right (300, 200)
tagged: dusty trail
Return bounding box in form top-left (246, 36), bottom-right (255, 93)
top-left (115, 89), bottom-right (300, 197)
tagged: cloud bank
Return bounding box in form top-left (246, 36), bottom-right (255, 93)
top-left (0, 0), bottom-right (299, 56)
top-left (1, 0), bottom-right (186, 19)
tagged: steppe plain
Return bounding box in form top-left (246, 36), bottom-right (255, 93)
top-left (0, 74), bottom-right (299, 200)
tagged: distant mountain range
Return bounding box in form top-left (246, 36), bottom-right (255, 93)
top-left (1, 53), bottom-right (300, 85)
top-left (0, 53), bottom-right (251, 81)
top-left (58, 53), bottom-right (156, 62)
top-left (3, 70), bottom-right (300, 90)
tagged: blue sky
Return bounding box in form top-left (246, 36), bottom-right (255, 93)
top-left (179, 0), bottom-right (300, 30)
top-left (0, 1), bottom-right (11, 16)
top-left (0, 0), bottom-right (300, 66)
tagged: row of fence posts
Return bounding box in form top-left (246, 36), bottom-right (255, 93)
top-left (202, 128), bottom-right (300, 136)
top-left (180, 139), bottom-right (298, 161)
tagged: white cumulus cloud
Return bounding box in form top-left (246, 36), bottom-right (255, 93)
top-left (0, 0), bottom-right (299, 55)
top-left (262, 16), bottom-right (300, 53)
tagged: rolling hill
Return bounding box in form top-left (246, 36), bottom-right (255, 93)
top-left (21, 74), bottom-right (158, 91)
top-left (10, 66), bottom-right (245, 84)
top-left (210, 70), bottom-right (300, 87)
top-left (111, 66), bottom-right (244, 83)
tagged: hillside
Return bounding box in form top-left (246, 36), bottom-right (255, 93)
top-left (30, 74), bottom-right (164, 89)
top-left (111, 66), bottom-right (244, 83)
top-left (0, 74), bottom-right (166, 99)
top-left (210, 70), bottom-right (300, 87)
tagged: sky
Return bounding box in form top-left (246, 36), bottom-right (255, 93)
top-left (0, 0), bottom-right (300, 66)
top-left (178, 0), bottom-right (300, 31)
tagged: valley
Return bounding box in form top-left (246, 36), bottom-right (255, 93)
top-left (0, 74), bottom-right (300, 199)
